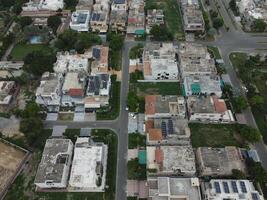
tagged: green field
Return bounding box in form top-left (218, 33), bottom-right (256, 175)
top-left (145, 0), bottom-right (184, 39)
top-left (10, 44), bottom-right (52, 61)
top-left (137, 82), bottom-right (181, 96)
top-left (190, 123), bottom-right (241, 148)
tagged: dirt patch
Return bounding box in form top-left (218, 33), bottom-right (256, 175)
top-left (0, 141), bottom-right (26, 193)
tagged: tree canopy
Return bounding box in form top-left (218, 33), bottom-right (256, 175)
top-left (237, 125), bottom-right (261, 143)
top-left (55, 29), bottom-right (101, 53)
top-left (150, 25), bottom-right (173, 41)
top-left (47, 15), bottom-right (62, 33)
top-left (213, 18), bottom-right (224, 29)
top-left (18, 16), bottom-right (33, 29)
top-left (251, 19), bottom-right (267, 32)
top-left (23, 50), bottom-right (56, 76)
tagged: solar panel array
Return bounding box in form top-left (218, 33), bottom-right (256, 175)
top-left (167, 119), bottom-right (174, 134)
top-left (223, 182), bottom-right (230, 193)
top-left (161, 121), bottom-right (167, 138)
top-left (92, 48), bottom-right (101, 59)
top-left (240, 181), bottom-right (247, 193)
top-left (231, 181), bottom-right (238, 193)
top-left (214, 182), bottom-right (221, 193)
top-left (252, 193), bottom-right (260, 200)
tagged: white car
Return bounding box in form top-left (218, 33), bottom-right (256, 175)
top-left (125, 107), bottom-right (129, 111)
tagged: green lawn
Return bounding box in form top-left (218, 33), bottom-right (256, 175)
top-left (137, 82), bottom-right (181, 96)
top-left (97, 81), bottom-right (120, 120)
top-left (128, 132), bottom-right (146, 149)
top-left (127, 158), bottom-right (146, 180)
top-left (10, 44), bottom-right (52, 61)
top-left (5, 129), bottom-right (117, 200)
top-left (208, 46), bottom-right (222, 59)
top-left (190, 123), bottom-right (241, 148)
top-left (145, 0), bottom-right (184, 39)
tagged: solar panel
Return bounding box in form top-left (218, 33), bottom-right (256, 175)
top-left (167, 119), bottom-right (174, 134)
top-left (223, 182), bottom-right (230, 193)
top-left (214, 182), bottom-right (221, 193)
top-left (231, 181), bottom-right (238, 193)
top-left (77, 13), bottom-right (87, 23)
top-left (240, 181), bottom-right (247, 193)
top-left (252, 193), bottom-right (259, 200)
top-left (92, 48), bottom-right (101, 59)
top-left (161, 121), bottom-right (167, 137)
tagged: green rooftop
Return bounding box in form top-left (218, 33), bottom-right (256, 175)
top-left (191, 83), bottom-right (201, 94)
top-left (138, 150), bottom-right (146, 165)
top-left (135, 29), bottom-right (145, 35)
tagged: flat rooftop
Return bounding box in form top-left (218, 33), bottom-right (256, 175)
top-left (196, 147), bottom-right (246, 176)
top-left (147, 145), bottom-right (196, 175)
top-left (148, 177), bottom-right (201, 200)
top-left (36, 72), bottom-right (61, 95)
top-left (145, 95), bottom-right (186, 116)
top-left (34, 139), bottom-right (73, 184)
top-left (62, 72), bottom-right (83, 91)
top-left (69, 138), bottom-right (107, 190)
top-left (71, 10), bottom-right (90, 25)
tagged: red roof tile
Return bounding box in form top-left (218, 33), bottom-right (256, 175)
top-left (68, 88), bottom-right (84, 97)
top-left (155, 148), bottom-right (164, 164)
top-left (145, 95), bottom-right (157, 115)
top-left (212, 95), bottom-right (227, 112)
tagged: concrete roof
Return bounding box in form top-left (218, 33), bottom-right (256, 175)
top-left (34, 139), bottom-right (73, 184)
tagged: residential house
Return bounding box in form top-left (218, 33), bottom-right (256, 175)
top-left (183, 75), bottom-right (222, 97)
top-left (111, 0), bottom-right (128, 11)
top-left (202, 179), bottom-right (264, 200)
top-left (0, 81), bottom-right (15, 105)
top-left (109, 11), bottom-right (127, 32)
top-left (84, 73), bottom-right (111, 109)
top-left (22, 0), bottom-right (64, 11)
top-left (146, 9), bottom-right (164, 33)
top-left (34, 139), bottom-right (73, 188)
top-left (143, 43), bottom-right (179, 80)
top-left (148, 177), bottom-right (202, 200)
top-left (35, 72), bottom-right (64, 111)
top-left (70, 10), bottom-right (91, 32)
top-left (61, 72), bottom-right (85, 107)
top-left (90, 12), bottom-right (109, 33)
top-left (127, 0), bottom-right (145, 36)
top-left (178, 43), bottom-right (216, 78)
top-left (146, 145), bottom-right (196, 176)
top-left (91, 45), bottom-right (109, 75)
top-left (145, 95), bottom-right (186, 119)
top-left (195, 146), bottom-right (246, 177)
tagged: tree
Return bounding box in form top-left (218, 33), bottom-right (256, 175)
top-left (237, 125), bottom-right (261, 143)
top-left (213, 18), bottom-right (224, 29)
top-left (18, 16), bottom-right (33, 29)
top-left (107, 32), bottom-right (124, 51)
top-left (232, 169), bottom-right (246, 179)
top-left (233, 96), bottom-right (248, 112)
top-left (251, 19), bottom-right (267, 32)
top-left (246, 159), bottom-right (267, 184)
top-left (229, 0), bottom-right (239, 16)
top-left (23, 50), bottom-right (56, 76)
top-left (55, 29), bottom-right (78, 50)
top-left (47, 15), bottom-right (61, 33)
top-left (129, 44), bottom-right (144, 59)
top-left (249, 95), bottom-right (264, 107)
top-left (127, 91), bottom-right (139, 112)
top-left (210, 10), bottom-right (218, 18)
top-left (20, 117), bottom-right (43, 145)
top-left (150, 25), bottom-right (173, 41)
top-left (64, 0), bottom-right (78, 9)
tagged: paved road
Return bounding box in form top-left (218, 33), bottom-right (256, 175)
top-left (44, 41), bottom-right (138, 200)
top-left (197, 4), bottom-right (267, 168)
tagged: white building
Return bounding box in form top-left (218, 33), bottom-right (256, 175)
top-left (35, 72), bottom-right (63, 109)
top-left (183, 75), bottom-right (222, 97)
top-left (143, 43), bottom-right (179, 80)
top-left (22, 0), bottom-right (64, 11)
top-left (69, 138), bottom-right (108, 192)
top-left (111, 0), bottom-right (127, 11)
top-left (70, 10), bottom-right (91, 32)
top-left (53, 52), bottom-right (89, 74)
top-left (203, 179), bottom-right (264, 200)
top-left (93, 0), bottom-right (110, 11)
top-left (0, 81), bottom-right (15, 105)
top-left (148, 177), bottom-right (202, 200)
top-left (187, 95), bottom-right (235, 123)
top-left (34, 139), bottom-right (73, 189)
top-left (61, 72), bottom-right (85, 107)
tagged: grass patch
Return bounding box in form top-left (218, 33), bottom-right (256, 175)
top-left (137, 82), bottom-right (181, 96)
top-left (127, 158), bottom-right (146, 180)
top-left (58, 112), bottom-right (74, 121)
top-left (128, 132), bottom-right (146, 149)
top-left (0, 112), bottom-right (11, 118)
top-left (10, 44), bottom-right (52, 61)
top-left (97, 80), bottom-right (120, 120)
top-left (190, 123), bottom-right (241, 148)
top-left (208, 46), bottom-right (222, 59)
top-left (63, 129), bottom-right (80, 143)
